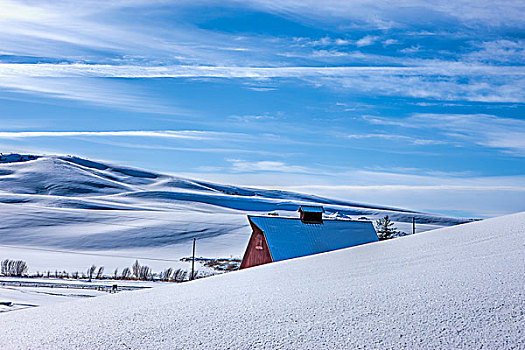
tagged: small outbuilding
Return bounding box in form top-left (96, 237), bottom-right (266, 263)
top-left (240, 206), bottom-right (379, 269)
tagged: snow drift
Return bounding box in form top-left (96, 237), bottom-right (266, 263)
top-left (0, 211), bottom-right (522, 349)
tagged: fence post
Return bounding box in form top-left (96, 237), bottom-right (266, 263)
top-left (190, 238), bottom-right (196, 281)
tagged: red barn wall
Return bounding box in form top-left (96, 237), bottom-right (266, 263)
top-left (240, 220), bottom-right (273, 269)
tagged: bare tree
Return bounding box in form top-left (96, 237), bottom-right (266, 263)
top-left (1, 259), bottom-right (8, 275)
top-left (121, 267), bottom-right (131, 279)
top-left (172, 269), bottom-right (187, 282)
top-left (87, 265), bottom-right (97, 281)
top-left (132, 260), bottom-right (140, 279)
top-left (0, 259), bottom-right (28, 277)
top-left (95, 266), bottom-right (104, 279)
top-left (138, 265), bottom-right (151, 280)
top-left (113, 268), bottom-right (119, 279)
top-left (160, 268), bottom-right (173, 281)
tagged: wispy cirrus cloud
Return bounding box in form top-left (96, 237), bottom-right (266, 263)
top-left (363, 114), bottom-right (525, 156)
top-left (243, 0), bottom-right (525, 29)
top-left (228, 159), bottom-right (311, 173)
top-left (2, 63), bottom-right (524, 104)
top-left (0, 75), bottom-right (185, 114)
top-left (229, 114), bottom-right (277, 122)
top-left (1, 1), bottom-right (524, 109)
top-left (0, 130), bottom-right (245, 140)
top-left (0, 0), bottom-right (248, 63)
top-left (64, 139), bottom-right (285, 157)
top-left (3, 62), bottom-right (522, 78)
top-left (346, 133), bottom-right (448, 145)
top-left (464, 40), bottom-right (525, 64)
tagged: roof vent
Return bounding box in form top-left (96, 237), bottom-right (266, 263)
top-left (298, 205), bottom-right (324, 224)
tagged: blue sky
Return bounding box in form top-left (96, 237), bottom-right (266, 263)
top-left (0, 0), bottom-right (524, 217)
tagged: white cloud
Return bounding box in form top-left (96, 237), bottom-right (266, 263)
top-left (11, 74), bottom-right (519, 110)
top-left (0, 130), bottom-right (243, 141)
top-left (312, 50), bottom-right (349, 57)
top-left (0, 0), bottom-right (524, 107)
top-left (0, 76), bottom-right (183, 114)
top-left (246, 87), bottom-right (278, 92)
top-left (311, 37), bottom-right (332, 46)
top-left (0, 0), bottom-right (270, 69)
top-left (400, 45), bottom-right (421, 53)
top-left (63, 138), bottom-right (283, 156)
top-left (320, 71), bottom-right (525, 103)
top-left (1, 62), bottom-right (522, 78)
top-left (356, 35), bottom-right (379, 47)
top-left (2, 62), bottom-right (523, 104)
top-left (346, 133), bottom-right (447, 145)
top-left (228, 159), bottom-right (310, 173)
top-left (229, 115), bottom-right (276, 122)
top-left (242, 0), bottom-right (525, 29)
top-left (335, 38), bottom-right (350, 45)
top-left (464, 40), bottom-right (525, 64)
top-left (414, 114), bottom-right (525, 156)
top-left (383, 39), bottom-right (398, 46)
top-left (362, 114), bottom-right (525, 156)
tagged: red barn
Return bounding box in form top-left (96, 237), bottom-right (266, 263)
top-left (240, 206), bottom-right (379, 269)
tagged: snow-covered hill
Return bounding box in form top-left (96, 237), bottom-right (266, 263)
top-left (0, 154), bottom-right (471, 272)
top-left (0, 212), bottom-right (522, 349)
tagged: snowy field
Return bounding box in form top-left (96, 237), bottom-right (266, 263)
top-left (0, 154), bottom-right (466, 275)
top-left (0, 211), bottom-right (522, 349)
top-left (0, 277), bottom-right (158, 313)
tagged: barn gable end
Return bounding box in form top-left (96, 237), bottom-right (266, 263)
top-left (240, 218), bottom-right (273, 269)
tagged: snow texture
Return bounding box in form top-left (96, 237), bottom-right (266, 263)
top-left (0, 212), bottom-right (523, 349)
top-left (0, 277), bottom-right (156, 312)
top-left (0, 154), bottom-right (467, 273)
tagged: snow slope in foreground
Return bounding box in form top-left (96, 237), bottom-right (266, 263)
top-left (0, 154), bottom-right (467, 273)
top-left (0, 212), bottom-right (522, 349)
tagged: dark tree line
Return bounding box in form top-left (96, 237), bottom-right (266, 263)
top-left (1, 257), bottom-right (197, 282)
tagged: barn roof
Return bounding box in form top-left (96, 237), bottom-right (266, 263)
top-left (248, 215), bottom-right (378, 262)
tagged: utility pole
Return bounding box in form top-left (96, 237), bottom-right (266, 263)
top-left (190, 238), bottom-right (196, 281)
top-left (412, 217), bottom-right (416, 235)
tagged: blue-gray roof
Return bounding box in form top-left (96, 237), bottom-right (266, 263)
top-left (248, 216), bottom-right (378, 262)
top-left (298, 205), bottom-right (324, 213)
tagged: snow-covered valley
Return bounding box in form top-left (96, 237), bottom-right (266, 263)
top-left (0, 154), bottom-right (467, 275)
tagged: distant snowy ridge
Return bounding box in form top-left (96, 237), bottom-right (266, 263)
top-left (0, 211), bottom-right (522, 349)
top-left (0, 154), bottom-right (468, 222)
